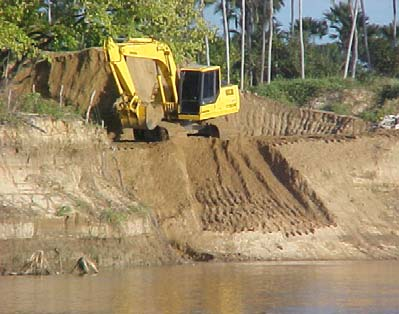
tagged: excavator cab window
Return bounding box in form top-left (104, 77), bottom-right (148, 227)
top-left (179, 69), bottom-right (220, 115)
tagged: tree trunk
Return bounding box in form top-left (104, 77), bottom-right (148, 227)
top-left (299, 0), bottom-right (305, 79)
top-left (240, 0), bottom-right (245, 90)
top-left (48, 0), bottom-right (52, 25)
top-left (200, 0), bottom-right (210, 66)
top-left (291, 0), bottom-right (295, 36)
top-left (394, 0), bottom-right (397, 47)
top-left (267, 0), bottom-right (273, 84)
top-left (260, 1), bottom-right (267, 83)
top-left (350, 0), bottom-right (358, 78)
top-left (222, 0), bottom-right (230, 84)
top-left (360, 0), bottom-right (371, 68)
top-left (351, 27), bottom-right (358, 78)
top-left (344, 0), bottom-right (359, 79)
top-left (246, 5), bottom-right (253, 86)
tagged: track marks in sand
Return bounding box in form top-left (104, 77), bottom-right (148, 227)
top-left (190, 139), bottom-right (335, 236)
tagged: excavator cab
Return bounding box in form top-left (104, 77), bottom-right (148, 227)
top-left (179, 67), bottom-right (220, 115)
top-left (177, 65), bottom-right (239, 122)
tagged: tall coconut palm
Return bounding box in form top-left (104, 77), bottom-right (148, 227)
top-left (221, 0), bottom-right (230, 84)
top-left (360, 0), bottom-right (371, 68)
top-left (267, 0), bottom-right (274, 84)
top-left (240, 0), bottom-right (245, 90)
top-left (299, 0), bottom-right (305, 79)
top-left (199, 0), bottom-right (210, 66)
top-left (351, 21), bottom-right (358, 78)
top-left (344, 0), bottom-right (359, 79)
top-left (291, 0), bottom-right (295, 35)
top-left (260, 0), bottom-right (268, 83)
top-left (394, 0), bottom-right (397, 47)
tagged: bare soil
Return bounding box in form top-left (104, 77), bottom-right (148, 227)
top-left (1, 48), bottom-right (398, 273)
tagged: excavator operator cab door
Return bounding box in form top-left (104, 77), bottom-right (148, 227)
top-left (179, 68), bottom-right (220, 115)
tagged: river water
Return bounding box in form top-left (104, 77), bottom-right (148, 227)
top-left (0, 261), bottom-right (398, 314)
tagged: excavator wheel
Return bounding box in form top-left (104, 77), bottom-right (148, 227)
top-left (133, 127), bottom-right (169, 142)
top-left (198, 124), bottom-right (220, 138)
top-left (156, 126), bottom-right (169, 141)
top-left (133, 129), bottom-right (146, 141)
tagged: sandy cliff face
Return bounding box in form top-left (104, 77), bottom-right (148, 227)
top-left (0, 118), bottom-right (178, 273)
top-left (2, 48), bottom-right (398, 272)
top-left (1, 121), bottom-right (398, 272)
top-left (110, 133), bottom-right (399, 261)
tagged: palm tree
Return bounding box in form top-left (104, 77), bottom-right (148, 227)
top-left (393, 0), bottom-right (397, 47)
top-left (199, 0), bottom-right (210, 66)
top-left (260, 0), bottom-right (267, 83)
top-left (257, 0), bottom-right (285, 83)
top-left (267, 0), bottom-right (274, 84)
top-left (291, 0), bottom-right (295, 35)
top-left (294, 17), bottom-right (328, 42)
top-left (349, 1), bottom-right (359, 78)
top-left (221, 0), bottom-right (230, 84)
top-left (344, 0), bottom-right (359, 79)
top-left (360, 0), bottom-right (371, 68)
top-left (240, 0), bottom-right (245, 90)
top-left (299, 0), bottom-right (305, 79)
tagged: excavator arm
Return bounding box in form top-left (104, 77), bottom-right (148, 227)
top-left (104, 37), bottom-right (179, 129)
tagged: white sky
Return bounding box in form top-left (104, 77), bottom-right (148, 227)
top-left (278, 0), bottom-right (393, 29)
top-left (206, 0), bottom-right (394, 33)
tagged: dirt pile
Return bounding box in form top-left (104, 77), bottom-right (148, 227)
top-left (213, 92), bottom-right (368, 138)
top-left (111, 133), bottom-right (399, 260)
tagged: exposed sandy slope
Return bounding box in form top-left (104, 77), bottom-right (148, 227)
top-left (214, 93), bottom-right (367, 138)
top-left (2, 48), bottom-right (397, 268)
top-left (0, 118), bottom-right (178, 273)
top-left (112, 133), bottom-right (399, 260)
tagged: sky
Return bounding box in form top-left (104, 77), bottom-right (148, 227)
top-left (277, 0), bottom-right (393, 30)
top-left (206, 0), bottom-right (394, 33)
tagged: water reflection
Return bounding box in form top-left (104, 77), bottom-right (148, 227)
top-left (0, 261), bottom-right (398, 314)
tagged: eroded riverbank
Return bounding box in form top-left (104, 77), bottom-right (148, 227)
top-left (1, 117), bottom-right (399, 274)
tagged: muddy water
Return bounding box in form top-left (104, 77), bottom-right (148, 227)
top-left (1, 261), bottom-right (398, 314)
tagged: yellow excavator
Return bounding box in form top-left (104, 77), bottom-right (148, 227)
top-left (104, 37), bottom-right (240, 141)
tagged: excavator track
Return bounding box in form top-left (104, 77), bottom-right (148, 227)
top-left (130, 121), bottom-right (221, 142)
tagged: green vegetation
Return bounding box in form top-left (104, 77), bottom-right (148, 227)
top-left (99, 202), bottom-right (149, 226)
top-left (100, 208), bottom-right (128, 226)
top-left (0, 0), bottom-right (212, 66)
top-left (251, 77), bottom-right (353, 106)
top-left (251, 77), bottom-right (399, 122)
top-left (56, 205), bottom-right (73, 217)
top-left (127, 203), bottom-right (150, 214)
top-left (0, 93), bottom-right (80, 123)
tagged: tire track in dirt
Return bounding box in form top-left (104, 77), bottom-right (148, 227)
top-left (186, 138), bottom-right (335, 237)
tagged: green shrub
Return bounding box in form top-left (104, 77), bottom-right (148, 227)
top-left (99, 208), bottom-right (128, 225)
top-left (322, 102), bottom-right (351, 116)
top-left (18, 93), bottom-right (77, 118)
top-left (127, 203), bottom-right (149, 214)
top-left (56, 205), bottom-right (73, 216)
top-left (251, 77), bottom-right (351, 107)
top-left (377, 84), bottom-right (399, 105)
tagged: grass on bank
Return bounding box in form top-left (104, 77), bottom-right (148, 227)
top-left (0, 92), bottom-right (81, 123)
top-left (250, 76), bottom-right (399, 122)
